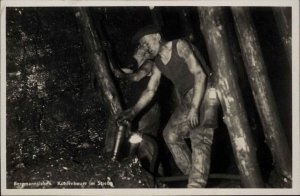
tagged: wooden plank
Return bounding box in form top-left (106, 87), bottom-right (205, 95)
top-left (156, 174), bottom-right (241, 182)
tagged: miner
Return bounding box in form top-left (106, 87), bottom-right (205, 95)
top-left (111, 44), bottom-right (161, 174)
top-left (117, 25), bottom-right (214, 188)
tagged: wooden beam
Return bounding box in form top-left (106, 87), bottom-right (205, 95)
top-left (156, 174), bottom-right (241, 182)
top-left (198, 7), bottom-right (264, 188)
top-left (231, 7), bottom-right (292, 186)
top-left (273, 7), bottom-right (292, 69)
top-left (74, 8), bottom-right (123, 153)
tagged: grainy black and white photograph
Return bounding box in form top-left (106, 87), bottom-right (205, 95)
top-left (1, 0), bottom-right (299, 195)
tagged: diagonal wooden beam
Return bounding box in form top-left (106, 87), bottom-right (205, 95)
top-left (198, 7), bottom-right (264, 188)
top-left (231, 7), bottom-right (292, 187)
top-left (74, 7), bottom-right (123, 154)
top-left (273, 7), bottom-right (292, 70)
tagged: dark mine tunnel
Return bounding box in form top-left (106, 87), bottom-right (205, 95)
top-left (5, 5), bottom-right (292, 189)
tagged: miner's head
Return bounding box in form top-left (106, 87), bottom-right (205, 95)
top-left (132, 25), bottom-right (162, 58)
top-left (133, 45), bottom-right (151, 66)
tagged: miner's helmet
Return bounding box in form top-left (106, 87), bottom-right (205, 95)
top-left (131, 24), bottom-right (161, 46)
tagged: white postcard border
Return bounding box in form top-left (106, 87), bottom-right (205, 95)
top-left (1, 0), bottom-right (299, 195)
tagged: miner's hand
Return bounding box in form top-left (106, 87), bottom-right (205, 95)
top-left (113, 69), bottom-right (124, 79)
top-left (187, 108), bottom-right (199, 129)
top-left (117, 108), bottom-right (136, 124)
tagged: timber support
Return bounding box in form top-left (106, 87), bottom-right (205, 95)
top-left (75, 8), bottom-right (123, 153)
top-left (232, 7), bottom-right (292, 186)
top-left (198, 7), bottom-right (264, 188)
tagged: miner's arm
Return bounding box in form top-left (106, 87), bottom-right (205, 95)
top-left (117, 65), bottom-right (161, 122)
top-left (177, 39), bottom-right (207, 128)
top-left (118, 60), bottom-right (153, 82)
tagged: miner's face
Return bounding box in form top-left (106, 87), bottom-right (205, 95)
top-left (133, 46), bottom-right (151, 63)
top-left (139, 33), bottom-right (161, 57)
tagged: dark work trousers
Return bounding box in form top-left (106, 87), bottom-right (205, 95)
top-left (163, 88), bottom-right (214, 188)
